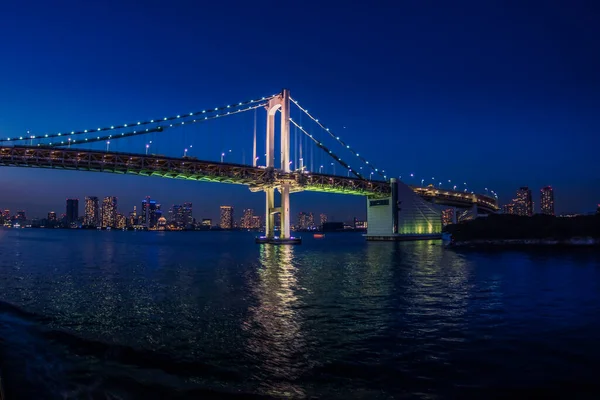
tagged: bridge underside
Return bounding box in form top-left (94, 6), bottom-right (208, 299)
top-left (0, 146), bottom-right (390, 198)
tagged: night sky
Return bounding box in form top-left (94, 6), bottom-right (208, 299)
top-left (1, 0), bottom-right (599, 221)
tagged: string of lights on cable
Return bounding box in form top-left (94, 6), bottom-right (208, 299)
top-left (289, 118), bottom-right (371, 180)
top-left (290, 97), bottom-right (387, 180)
top-left (40, 104), bottom-right (265, 147)
top-left (1, 94), bottom-right (276, 144)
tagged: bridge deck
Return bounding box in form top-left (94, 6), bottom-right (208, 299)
top-left (0, 146), bottom-right (499, 211)
top-left (0, 146), bottom-right (390, 197)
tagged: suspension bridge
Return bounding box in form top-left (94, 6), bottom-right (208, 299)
top-left (0, 89), bottom-right (498, 243)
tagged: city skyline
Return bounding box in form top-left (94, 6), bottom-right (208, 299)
top-left (0, 2), bottom-right (598, 216)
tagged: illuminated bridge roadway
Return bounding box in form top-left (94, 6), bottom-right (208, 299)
top-left (0, 146), bottom-right (498, 213)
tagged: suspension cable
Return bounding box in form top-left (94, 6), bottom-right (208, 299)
top-left (289, 96), bottom-right (386, 180)
top-left (1, 94), bottom-right (276, 144)
top-left (289, 118), bottom-right (364, 180)
top-left (40, 104), bottom-right (265, 147)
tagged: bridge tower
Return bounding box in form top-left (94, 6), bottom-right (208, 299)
top-left (263, 89), bottom-right (292, 240)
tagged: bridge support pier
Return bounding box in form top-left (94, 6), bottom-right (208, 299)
top-left (366, 179), bottom-right (442, 241)
top-left (256, 88), bottom-right (300, 245)
top-left (265, 188), bottom-right (275, 238)
top-left (280, 183), bottom-right (291, 239)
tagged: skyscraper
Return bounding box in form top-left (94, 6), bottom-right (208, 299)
top-left (66, 198), bottom-right (79, 225)
top-left (141, 196), bottom-right (151, 227)
top-left (220, 206), bottom-right (234, 229)
top-left (84, 196), bottom-right (99, 227)
top-left (514, 187), bottom-right (533, 217)
top-left (252, 215), bottom-right (262, 229)
top-left (540, 186), bottom-right (554, 216)
top-left (116, 213), bottom-right (126, 229)
top-left (182, 202), bottom-right (193, 228)
top-left (241, 209), bottom-right (254, 229)
top-left (102, 196), bottom-right (117, 228)
top-left (48, 211), bottom-right (57, 222)
top-left (320, 213), bottom-right (328, 228)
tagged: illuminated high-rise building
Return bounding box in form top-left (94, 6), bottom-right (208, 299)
top-left (116, 213), bottom-right (126, 229)
top-left (540, 186), bottom-right (554, 216)
top-left (66, 198), bottom-right (79, 225)
top-left (182, 202), bottom-right (193, 228)
top-left (514, 187), bottom-right (533, 217)
top-left (141, 196), bottom-right (151, 227)
top-left (220, 206), bottom-right (234, 229)
top-left (48, 211), bottom-right (57, 222)
top-left (251, 215), bottom-right (262, 229)
top-left (84, 196), bottom-right (99, 226)
top-left (502, 203), bottom-right (515, 215)
top-left (241, 209), bottom-right (254, 229)
top-left (320, 213), bottom-right (328, 228)
top-left (128, 206), bottom-right (137, 227)
top-left (2, 210), bottom-right (9, 221)
top-left (102, 196), bottom-right (117, 228)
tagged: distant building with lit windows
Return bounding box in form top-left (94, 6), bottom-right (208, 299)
top-left (540, 186), bottom-right (554, 216)
top-left (220, 206), bottom-right (234, 229)
top-left (84, 196), bottom-right (99, 227)
top-left (502, 203), bottom-right (515, 215)
top-left (102, 196), bottom-right (117, 228)
top-left (241, 209), bottom-right (254, 229)
top-left (66, 199), bottom-right (79, 225)
top-left (48, 211), bottom-right (57, 222)
top-left (513, 187), bottom-right (533, 217)
top-left (202, 218), bottom-right (212, 227)
top-left (116, 213), bottom-right (126, 229)
top-left (441, 208), bottom-right (455, 226)
top-left (251, 215), bottom-right (262, 229)
top-left (319, 213), bottom-right (328, 228)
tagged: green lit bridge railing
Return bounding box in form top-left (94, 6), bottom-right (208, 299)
top-left (0, 146), bottom-right (391, 198)
top-left (0, 146), bottom-right (500, 211)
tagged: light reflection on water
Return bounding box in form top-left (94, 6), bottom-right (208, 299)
top-left (0, 229), bottom-right (600, 398)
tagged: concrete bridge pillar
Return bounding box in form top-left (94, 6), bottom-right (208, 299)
top-left (263, 89), bottom-right (291, 240)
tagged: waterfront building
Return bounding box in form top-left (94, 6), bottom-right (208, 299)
top-left (66, 198), bottom-right (79, 225)
top-left (16, 211), bottom-right (26, 220)
top-left (116, 213), bottom-right (126, 229)
top-left (251, 215), bottom-right (262, 229)
top-left (441, 208), bottom-right (455, 225)
top-left (128, 206), bottom-right (137, 227)
top-left (502, 203), bottom-right (515, 215)
top-left (514, 187), bottom-right (533, 217)
top-left (201, 218), bottom-right (212, 227)
top-left (354, 218), bottom-right (368, 230)
top-left (84, 196), bottom-right (99, 226)
top-left (141, 196), bottom-right (151, 227)
top-left (101, 196), bottom-right (117, 228)
top-left (241, 209), bottom-right (254, 229)
top-left (540, 186), bottom-right (555, 216)
top-left (297, 212), bottom-right (315, 230)
top-left (182, 202), bottom-right (193, 228)
top-left (319, 213), bottom-right (328, 228)
top-left (220, 206), bottom-right (234, 229)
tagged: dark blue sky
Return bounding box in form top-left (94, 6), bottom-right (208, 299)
top-left (1, 0), bottom-right (599, 221)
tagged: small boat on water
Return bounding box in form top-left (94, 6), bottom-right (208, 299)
top-left (313, 233), bottom-right (325, 239)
